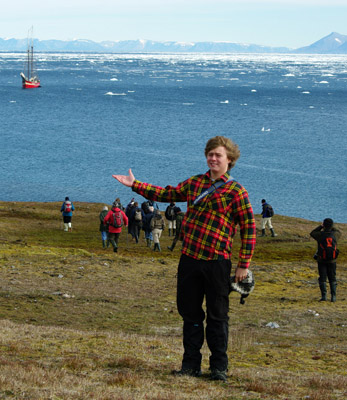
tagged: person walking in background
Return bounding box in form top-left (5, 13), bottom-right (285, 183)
top-left (99, 206), bottom-right (109, 249)
top-left (113, 135), bottom-right (256, 382)
top-left (310, 218), bottom-right (341, 302)
top-left (60, 196), bottom-right (75, 232)
top-left (150, 209), bottom-right (165, 251)
top-left (103, 201), bottom-right (128, 253)
top-left (165, 202), bottom-right (177, 236)
top-left (260, 199), bottom-right (277, 237)
top-left (129, 202), bottom-right (144, 244)
top-left (125, 198), bottom-right (136, 240)
top-left (168, 207), bottom-right (185, 251)
top-left (143, 205), bottom-right (155, 248)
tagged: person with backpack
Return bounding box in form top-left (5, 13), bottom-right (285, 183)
top-left (150, 209), bottom-right (165, 251)
top-left (113, 136), bottom-right (256, 382)
top-left (103, 202), bottom-right (128, 253)
top-left (99, 206), bottom-right (110, 249)
top-left (60, 196), bottom-right (75, 232)
top-left (310, 218), bottom-right (341, 302)
top-left (129, 202), bottom-right (144, 244)
top-left (165, 202), bottom-right (177, 236)
top-left (167, 207), bottom-right (185, 251)
top-left (260, 199), bottom-right (277, 237)
top-left (143, 205), bottom-right (155, 248)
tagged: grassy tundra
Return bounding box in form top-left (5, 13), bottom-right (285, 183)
top-left (0, 201), bottom-right (346, 400)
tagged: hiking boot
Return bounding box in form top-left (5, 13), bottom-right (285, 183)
top-left (270, 228), bottom-right (277, 237)
top-left (113, 247), bottom-right (118, 253)
top-left (172, 368), bottom-right (202, 378)
top-left (210, 369), bottom-right (227, 382)
top-left (260, 229), bottom-right (266, 237)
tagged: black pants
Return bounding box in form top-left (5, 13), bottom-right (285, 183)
top-left (318, 261), bottom-right (336, 284)
top-left (177, 254), bottom-right (231, 371)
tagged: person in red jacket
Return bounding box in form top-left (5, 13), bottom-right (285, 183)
top-left (103, 202), bottom-right (128, 253)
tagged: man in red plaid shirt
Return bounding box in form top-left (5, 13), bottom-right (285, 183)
top-left (113, 136), bottom-right (256, 381)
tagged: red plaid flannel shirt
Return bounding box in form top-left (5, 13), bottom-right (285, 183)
top-left (132, 171), bottom-right (256, 268)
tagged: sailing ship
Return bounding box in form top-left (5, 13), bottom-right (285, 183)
top-left (20, 27), bottom-right (40, 89)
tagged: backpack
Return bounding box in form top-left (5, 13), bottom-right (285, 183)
top-left (267, 205), bottom-right (274, 217)
top-left (317, 232), bottom-right (339, 261)
top-left (112, 210), bottom-right (123, 228)
top-left (64, 201), bottom-right (72, 213)
top-left (134, 209), bottom-right (142, 222)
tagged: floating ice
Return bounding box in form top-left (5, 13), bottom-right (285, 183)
top-left (105, 92), bottom-right (126, 96)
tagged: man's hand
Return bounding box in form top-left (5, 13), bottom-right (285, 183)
top-left (112, 169), bottom-right (135, 187)
top-left (235, 267), bottom-right (248, 283)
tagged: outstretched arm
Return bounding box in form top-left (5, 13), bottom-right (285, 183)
top-left (113, 169), bottom-right (135, 188)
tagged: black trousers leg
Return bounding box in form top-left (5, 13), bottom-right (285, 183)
top-left (177, 255), bottom-right (231, 371)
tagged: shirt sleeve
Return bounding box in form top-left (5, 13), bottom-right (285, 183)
top-left (132, 179), bottom-right (189, 203)
top-left (231, 188), bottom-right (256, 269)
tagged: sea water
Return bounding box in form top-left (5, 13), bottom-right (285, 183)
top-left (0, 53), bottom-right (346, 222)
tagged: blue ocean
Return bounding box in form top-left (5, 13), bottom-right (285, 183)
top-left (0, 53), bottom-right (346, 222)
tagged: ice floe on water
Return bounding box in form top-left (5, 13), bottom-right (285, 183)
top-left (105, 92), bottom-right (127, 96)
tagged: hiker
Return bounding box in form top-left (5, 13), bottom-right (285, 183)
top-left (99, 206), bottom-right (110, 249)
top-left (113, 135), bottom-right (256, 381)
top-left (103, 202), bottom-right (128, 253)
top-left (114, 197), bottom-right (125, 211)
top-left (167, 207), bottom-right (185, 251)
top-left (260, 199), bottom-right (277, 237)
top-left (310, 218), bottom-right (341, 302)
top-left (143, 205), bottom-right (155, 248)
top-left (150, 209), bottom-right (165, 251)
top-left (129, 202), bottom-right (144, 244)
top-left (60, 196), bottom-right (75, 232)
top-left (165, 202), bottom-right (177, 236)
top-left (125, 198), bottom-right (136, 239)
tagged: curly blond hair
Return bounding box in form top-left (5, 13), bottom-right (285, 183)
top-left (204, 136), bottom-right (240, 170)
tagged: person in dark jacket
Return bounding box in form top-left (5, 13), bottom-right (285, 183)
top-left (99, 206), bottom-right (109, 248)
top-left (260, 199), bottom-right (277, 237)
top-left (310, 218), bottom-right (341, 302)
top-left (165, 202), bottom-right (177, 236)
top-left (168, 208), bottom-right (185, 251)
top-left (143, 205), bottom-right (155, 248)
top-left (60, 196), bottom-right (75, 232)
top-left (129, 202), bottom-right (144, 243)
top-left (103, 204), bottom-right (128, 253)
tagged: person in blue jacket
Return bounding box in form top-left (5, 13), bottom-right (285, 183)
top-left (60, 196), bottom-right (75, 232)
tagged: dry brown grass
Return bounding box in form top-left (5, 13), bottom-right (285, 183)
top-left (0, 201), bottom-right (346, 399)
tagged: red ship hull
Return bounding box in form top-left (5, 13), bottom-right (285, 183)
top-left (22, 79), bottom-right (41, 89)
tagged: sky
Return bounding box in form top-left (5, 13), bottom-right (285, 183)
top-left (1, 0), bottom-right (347, 49)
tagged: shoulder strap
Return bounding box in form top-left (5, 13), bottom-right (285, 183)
top-left (193, 178), bottom-right (233, 206)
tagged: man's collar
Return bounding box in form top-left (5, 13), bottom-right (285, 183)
top-left (205, 170), bottom-right (231, 182)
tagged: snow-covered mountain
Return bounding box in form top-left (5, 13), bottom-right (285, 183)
top-left (295, 32), bottom-right (347, 54)
top-left (0, 33), bottom-right (346, 53)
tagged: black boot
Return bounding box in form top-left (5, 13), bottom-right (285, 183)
top-left (330, 282), bottom-right (337, 302)
top-left (153, 243), bottom-right (158, 251)
top-left (319, 283), bottom-right (327, 301)
top-left (261, 229), bottom-right (266, 237)
top-left (157, 243), bottom-right (161, 252)
top-left (270, 228), bottom-right (277, 237)
top-left (102, 240), bottom-right (106, 249)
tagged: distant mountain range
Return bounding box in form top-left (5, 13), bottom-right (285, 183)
top-left (1, 32), bottom-right (347, 54)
